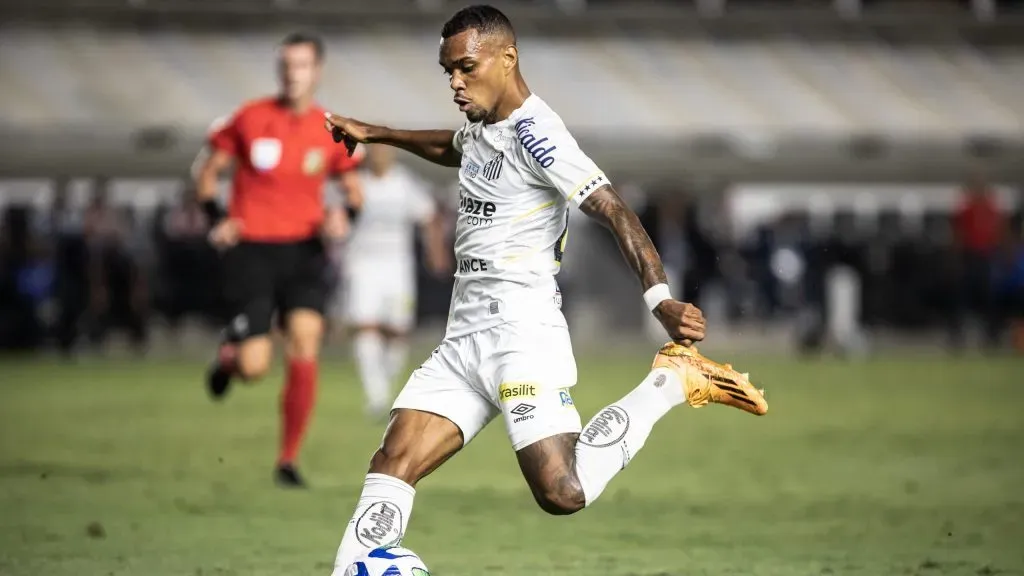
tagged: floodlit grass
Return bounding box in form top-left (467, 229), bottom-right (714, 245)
top-left (1, 353), bottom-right (1021, 575)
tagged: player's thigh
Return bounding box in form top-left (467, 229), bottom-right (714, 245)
top-left (485, 323), bottom-right (582, 452)
top-left (392, 340), bottom-right (497, 455)
top-left (221, 243), bottom-right (275, 339)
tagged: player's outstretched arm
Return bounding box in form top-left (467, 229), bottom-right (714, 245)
top-left (580, 185), bottom-right (706, 344)
top-left (324, 114), bottom-right (461, 168)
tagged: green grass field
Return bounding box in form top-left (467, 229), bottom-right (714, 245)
top-left (1, 352), bottom-right (1022, 576)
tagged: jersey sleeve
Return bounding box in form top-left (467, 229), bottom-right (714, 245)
top-left (518, 118), bottom-right (608, 208)
top-left (331, 142), bottom-right (366, 175)
top-left (207, 111), bottom-right (242, 157)
top-left (452, 122), bottom-right (472, 154)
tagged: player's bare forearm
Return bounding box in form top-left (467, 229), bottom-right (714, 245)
top-left (579, 184), bottom-right (667, 291)
top-left (368, 127), bottom-right (461, 168)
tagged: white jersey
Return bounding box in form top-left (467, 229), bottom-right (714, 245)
top-left (447, 94), bottom-right (608, 338)
top-left (345, 164), bottom-right (435, 270)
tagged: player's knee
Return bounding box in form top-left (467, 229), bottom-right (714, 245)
top-left (531, 476), bottom-right (585, 516)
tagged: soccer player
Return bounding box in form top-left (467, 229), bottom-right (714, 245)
top-left (343, 144), bottom-right (452, 419)
top-left (194, 32), bottom-right (364, 487)
top-left (323, 6), bottom-right (767, 569)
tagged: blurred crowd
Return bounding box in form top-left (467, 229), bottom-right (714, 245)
top-left (0, 186), bottom-right (219, 353)
top-left (0, 179), bottom-right (1022, 355)
top-left (635, 180), bottom-right (1024, 353)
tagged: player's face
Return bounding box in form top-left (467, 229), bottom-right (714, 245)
top-left (439, 29), bottom-right (513, 123)
top-left (278, 43), bottom-right (321, 103)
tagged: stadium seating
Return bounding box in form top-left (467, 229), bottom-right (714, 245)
top-left (2, 26), bottom-right (1023, 139)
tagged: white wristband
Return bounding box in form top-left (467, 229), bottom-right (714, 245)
top-left (643, 283), bottom-right (672, 312)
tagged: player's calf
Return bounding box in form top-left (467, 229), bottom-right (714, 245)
top-left (368, 409), bottom-right (464, 486)
top-left (516, 433), bottom-right (586, 515)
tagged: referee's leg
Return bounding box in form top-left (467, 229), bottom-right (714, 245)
top-left (208, 243), bottom-right (276, 397)
top-left (273, 239), bottom-right (330, 487)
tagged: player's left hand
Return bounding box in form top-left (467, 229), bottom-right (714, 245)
top-left (321, 208), bottom-right (350, 241)
top-left (653, 299), bottom-right (706, 346)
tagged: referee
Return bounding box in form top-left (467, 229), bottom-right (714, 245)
top-left (194, 32), bottom-right (363, 487)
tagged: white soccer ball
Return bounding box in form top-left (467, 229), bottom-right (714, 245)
top-left (345, 546), bottom-right (430, 576)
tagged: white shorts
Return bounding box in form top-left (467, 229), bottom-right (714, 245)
top-left (343, 262), bottom-right (416, 331)
top-left (392, 322), bottom-right (582, 451)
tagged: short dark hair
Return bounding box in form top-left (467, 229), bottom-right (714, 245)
top-left (441, 5), bottom-right (516, 41)
top-left (280, 31), bottom-right (325, 61)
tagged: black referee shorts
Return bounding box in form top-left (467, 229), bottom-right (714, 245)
top-left (221, 238), bottom-right (329, 339)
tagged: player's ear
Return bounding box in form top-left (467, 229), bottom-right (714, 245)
top-left (503, 45), bottom-right (518, 73)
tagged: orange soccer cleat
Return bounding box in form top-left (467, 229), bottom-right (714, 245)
top-left (652, 342), bottom-right (768, 416)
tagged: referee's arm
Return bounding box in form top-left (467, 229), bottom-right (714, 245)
top-left (193, 146), bottom-right (233, 223)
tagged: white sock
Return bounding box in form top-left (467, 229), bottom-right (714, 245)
top-left (574, 367), bottom-right (685, 506)
top-left (332, 473), bottom-right (416, 575)
top-left (353, 331), bottom-right (390, 413)
top-left (383, 338), bottom-right (409, 385)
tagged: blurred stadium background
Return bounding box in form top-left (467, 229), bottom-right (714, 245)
top-left (1, 1), bottom-right (1023, 575)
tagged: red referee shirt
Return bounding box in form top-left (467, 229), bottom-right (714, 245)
top-left (209, 97), bottom-right (362, 243)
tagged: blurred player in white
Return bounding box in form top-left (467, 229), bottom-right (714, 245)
top-left (324, 6), bottom-right (768, 572)
top-left (344, 144), bottom-right (451, 418)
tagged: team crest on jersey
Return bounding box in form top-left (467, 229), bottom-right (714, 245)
top-left (463, 159), bottom-right (481, 179)
top-left (482, 152), bottom-right (504, 180)
top-left (303, 148), bottom-right (325, 175)
top-left (250, 138), bottom-right (282, 171)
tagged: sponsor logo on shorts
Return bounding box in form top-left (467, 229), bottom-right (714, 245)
top-left (458, 258), bottom-right (490, 273)
top-left (511, 402), bottom-right (536, 423)
top-left (499, 383), bottom-right (537, 402)
top-left (579, 406), bottom-right (630, 448)
top-left (355, 501), bottom-right (403, 548)
top-left (559, 389), bottom-right (574, 407)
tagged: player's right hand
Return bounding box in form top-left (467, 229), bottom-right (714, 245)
top-left (324, 113), bottom-right (372, 144)
top-left (653, 299), bottom-right (706, 346)
top-left (208, 218), bottom-right (243, 250)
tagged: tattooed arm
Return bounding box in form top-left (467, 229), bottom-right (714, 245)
top-left (579, 185), bottom-right (706, 344)
top-left (579, 185), bottom-right (667, 292)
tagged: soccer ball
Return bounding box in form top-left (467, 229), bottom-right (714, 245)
top-left (345, 546), bottom-right (430, 576)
